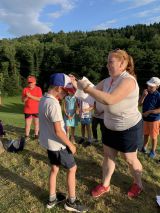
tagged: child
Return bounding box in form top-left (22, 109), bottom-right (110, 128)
top-left (63, 90), bottom-right (78, 144)
top-left (139, 77), bottom-right (160, 158)
top-left (0, 120), bottom-right (5, 137)
top-left (39, 73), bottom-right (87, 212)
top-left (79, 99), bottom-right (94, 145)
top-left (92, 101), bottom-right (105, 143)
top-left (22, 76), bottom-right (42, 141)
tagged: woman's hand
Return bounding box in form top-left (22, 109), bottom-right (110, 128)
top-left (77, 80), bottom-right (90, 90)
top-left (69, 75), bottom-right (78, 89)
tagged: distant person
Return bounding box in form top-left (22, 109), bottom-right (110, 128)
top-left (39, 73), bottom-right (88, 212)
top-left (72, 49), bottom-right (143, 198)
top-left (92, 101), bottom-right (105, 143)
top-left (0, 90), bottom-right (2, 106)
top-left (79, 99), bottom-right (94, 145)
top-left (22, 75), bottom-right (42, 141)
top-left (0, 120), bottom-right (5, 137)
top-left (139, 77), bottom-right (160, 158)
top-left (63, 90), bottom-right (78, 144)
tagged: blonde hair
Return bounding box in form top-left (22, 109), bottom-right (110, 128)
top-left (109, 49), bottom-right (136, 78)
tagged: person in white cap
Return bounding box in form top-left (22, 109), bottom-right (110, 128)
top-left (139, 77), bottom-right (160, 158)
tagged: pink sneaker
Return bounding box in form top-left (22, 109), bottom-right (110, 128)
top-left (91, 184), bottom-right (110, 198)
top-left (128, 183), bottom-right (142, 198)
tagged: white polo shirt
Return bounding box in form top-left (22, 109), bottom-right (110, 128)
top-left (39, 93), bottom-right (66, 151)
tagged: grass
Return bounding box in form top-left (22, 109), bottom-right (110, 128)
top-left (0, 96), bottom-right (160, 213)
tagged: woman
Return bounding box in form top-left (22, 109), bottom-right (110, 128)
top-left (75, 49), bottom-right (143, 198)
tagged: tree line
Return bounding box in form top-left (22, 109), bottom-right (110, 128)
top-left (0, 23), bottom-right (160, 96)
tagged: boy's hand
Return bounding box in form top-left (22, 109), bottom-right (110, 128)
top-left (69, 143), bottom-right (76, 155)
top-left (142, 89), bottom-right (148, 97)
top-left (143, 111), bottom-right (151, 117)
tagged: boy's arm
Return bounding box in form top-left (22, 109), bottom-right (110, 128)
top-left (143, 108), bottom-right (160, 117)
top-left (26, 93), bottom-right (41, 101)
top-left (26, 87), bottom-right (42, 101)
top-left (139, 89), bottom-right (148, 106)
top-left (53, 121), bottom-right (76, 154)
top-left (22, 89), bottom-right (28, 102)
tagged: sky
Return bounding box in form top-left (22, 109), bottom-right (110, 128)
top-left (0, 0), bottom-right (160, 39)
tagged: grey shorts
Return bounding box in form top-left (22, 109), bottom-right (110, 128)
top-left (47, 148), bottom-right (76, 169)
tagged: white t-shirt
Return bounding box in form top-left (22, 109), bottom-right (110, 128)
top-left (79, 100), bottom-right (93, 119)
top-left (39, 93), bottom-right (66, 151)
top-left (103, 71), bottom-right (142, 131)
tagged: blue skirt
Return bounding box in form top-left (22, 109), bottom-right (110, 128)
top-left (64, 115), bottom-right (79, 127)
top-left (102, 119), bottom-right (143, 153)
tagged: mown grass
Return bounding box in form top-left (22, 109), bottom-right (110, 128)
top-left (0, 96), bottom-right (160, 213)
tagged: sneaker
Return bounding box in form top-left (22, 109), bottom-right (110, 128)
top-left (91, 184), bottom-right (110, 198)
top-left (34, 135), bottom-right (39, 140)
top-left (141, 147), bottom-right (147, 154)
top-left (47, 192), bottom-right (66, 209)
top-left (148, 150), bottom-right (156, 158)
top-left (157, 159), bottom-right (160, 164)
top-left (127, 183), bottom-right (142, 198)
top-left (92, 138), bottom-right (99, 143)
top-left (84, 141), bottom-right (91, 147)
top-left (64, 199), bottom-right (88, 212)
top-left (79, 138), bottom-right (85, 144)
top-left (25, 136), bottom-right (30, 142)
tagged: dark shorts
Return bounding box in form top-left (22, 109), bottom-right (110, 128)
top-left (47, 148), bottom-right (76, 169)
top-left (102, 119), bottom-right (143, 153)
top-left (81, 118), bottom-right (92, 125)
top-left (24, 113), bottom-right (39, 119)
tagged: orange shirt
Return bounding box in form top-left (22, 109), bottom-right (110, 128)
top-left (22, 86), bottom-right (42, 114)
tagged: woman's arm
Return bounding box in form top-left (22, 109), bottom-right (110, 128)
top-left (82, 78), bottom-right (136, 105)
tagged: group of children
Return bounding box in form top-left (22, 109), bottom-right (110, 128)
top-left (63, 88), bottom-right (101, 146)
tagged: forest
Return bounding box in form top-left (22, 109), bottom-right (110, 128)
top-left (0, 23), bottom-right (160, 95)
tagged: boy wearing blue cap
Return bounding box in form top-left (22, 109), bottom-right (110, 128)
top-left (39, 73), bottom-right (88, 212)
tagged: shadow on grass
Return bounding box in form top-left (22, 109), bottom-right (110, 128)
top-left (5, 124), bottom-right (25, 135)
top-left (0, 103), bottom-right (23, 114)
top-left (18, 149), bottom-right (49, 165)
top-left (75, 154), bottom-right (160, 212)
top-left (0, 165), bottom-right (47, 203)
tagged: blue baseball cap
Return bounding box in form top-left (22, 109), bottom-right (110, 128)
top-left (50, 73), bottom-right (76, 93)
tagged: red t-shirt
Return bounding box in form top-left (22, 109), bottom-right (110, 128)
top-left (22, 86), bottom-right (42, 114)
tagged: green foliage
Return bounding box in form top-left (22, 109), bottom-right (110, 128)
top-left (1, 23), bottom-right (160, 95)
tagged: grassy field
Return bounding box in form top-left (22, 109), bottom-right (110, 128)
top-left (0, 96), bottom-right (160, 213)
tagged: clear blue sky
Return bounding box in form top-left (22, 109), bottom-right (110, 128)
top-left (0, 0), bottom-right (160, 39)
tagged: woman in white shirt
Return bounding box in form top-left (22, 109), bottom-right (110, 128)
top-left (75, 49), bottom-right (143, 199)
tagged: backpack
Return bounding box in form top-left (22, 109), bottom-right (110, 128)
top-left (5, 137), bottom-right (26, 153)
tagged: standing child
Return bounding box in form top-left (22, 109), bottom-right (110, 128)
top-left (139, 77), bottom-right (160, 158)
top-left (22, 75), bottom-right (42, 141)
top-left (92, 101), bottom-right (105, 143)
top-left (79, 99), bottom-right (94, 145)
top-left (63, 90), bottom-right (78, 144)
top-left (39, 73), bottom-right (87, 212)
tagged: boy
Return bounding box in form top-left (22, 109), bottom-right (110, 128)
top-left (22, 75), bottom-right (42, 141)
top-left (139, 77), bottom-right (160, 158)
top-left (39, 73), bottom-right (87, 212)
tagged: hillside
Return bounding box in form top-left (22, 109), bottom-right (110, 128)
top-left (0, 96), bottom-right (160, 213)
